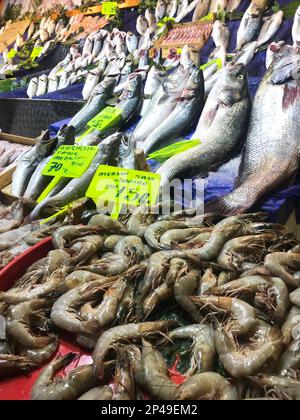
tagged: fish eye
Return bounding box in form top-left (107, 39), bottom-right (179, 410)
top-left (237, 74), bottom-right (244, 80)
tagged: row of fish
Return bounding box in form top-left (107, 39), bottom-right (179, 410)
top-left (0, 140), bottom-right (31, 174)
top-left (1, 210), bottom-right (300, 399)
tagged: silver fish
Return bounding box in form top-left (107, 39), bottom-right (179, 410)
top-left (82, 36), bottom-right (94, 56)
top-left (118, 73), bottom-right (143, 125)
top-left (236, 3), bottom-right (263, 50)
top-left (23, 126), bottom-right (75, 201)
top-left (157, 63), bottom-right (250, 186)
top-left (12, 131), bottom-right (56, 198)
top-left (58, 71), bottom-right (70, 90)
top-left (138, 49), bottom-right (149, 69)
top-left (256, 11), bottom-right (283, 48)
top-left (36, 75), bottom-right (48, 97)
top-left (176, 0), bottom-right (189, 19)
top-left (91, 34), bottom-right (103, 57)
top-left (27, 21), bottom-right (35, 39)
top-left (27, 77), bottom-right (39, 98)
top-left (193, 0), bottom-right (211, 22)
top-left (30, 133), bottom-right (122, 220)
top-left (145, 9), bottom-right (156, 32)
top-left (114, 62), bottom-right (134, 95)
top-left (212, 20), bottom-right (230, 50)
top-left (118, 134), bottom-right (138, 169)
top-left (143, 67), bottom-right (204, 154)
top-left (155, 0), bottom-right (167, 21)
top-left (68, 78), bottom-right (116, 133)
top-left (232, 41), bottom-right (257, 66)
top-left (82, 72), bottom-right (101, 101)
top-left (207, 45), bottom-right (300, 215)
top-left (226, 0), bottom-right (241, 12)
top-left (126, 32), bottom-right (138, 54)
top-left (136, 15), bottom-right (148, 36)
top-left (140, 66), bottom-right (167, 117)
top-left (292, 5), bottom-right (300, 46)
top-left (133, 65), bottom-right (190, 145)
top-left (47, 75), bottom-right (58, 93)
top-left (166, 0), bottom-right (178, 17)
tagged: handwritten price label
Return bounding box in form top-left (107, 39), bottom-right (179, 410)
top-left (102, 2), bottom-right (118, 16)
top-left (42, 145), bottom-right (98, 178)
top-left (86, 165), bottom-right (161, 219)
top-left (87, 106), bottom-right (122, 132)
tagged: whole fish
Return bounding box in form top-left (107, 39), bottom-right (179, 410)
top-left (226, 0), bottom-right (241, 12)
top-left (176, 0), bottom-right (199, 22)
top-left (212, 20), bottom-right (230, 50)
top-left (136, 15), bottom-right (148, 36)
top-left (118, 134), bottom-right (138, 169)
top-left (30, 133), bottom-right (121, 220)
top-left (143, 67), bottom-right (204, 154)
top-left (27, 77), bottom-right (38, 98)
top-left (115, 35), bottom-right (127, 56)
top-left (126, 32), bottom-right (138, 54)
top-left (68, 78), bottom-right (116, 133)
top-left (36, 75), bottom-right (48, 97)
top-left (236, 3), bottom-right (263, 50)
top-left (92, 34), bottom-right (103, 57)
top-left (138, 29), bottom-right (152, 54)
top-left (145, 9), bottom-right (156, 32)
top-left (193, 0), bottom-right (211, 22)
top-left (47, 20), bottom-right (56, 37)
top-left (23, 126), bottom-right (76, 201)
top-left (117, 73), bottom-right (143, 125)
top-left (27, 21), bottom-right (35, 39)
top-left (14, 33), bottom-right (24, 50)
top-left (138, 49), bottom-right (149, 69)
top-left (177, 0), bottom-right (189, 19)
top-left (39, 29), bottom-right (49, 43)
top-left (256, 11), bottom-right (283, 48)
top-left (292, 5), bottom-right (300, 46)
top-left (58, 72), bottom-right (70, 90)
top-left (155, 0), bottom-right (167, 21)
top-left (133, 66), bottom-right (190, 145)
top-left (114, 61), bottom-right (134, 95)
top-left (140, 66), bottom-right (167, 117)
top-left (82, 36), bottom-right (94, 56)
top-left (47, 75), bottom-right (58, 93)
top-left (232, 41), bottom-right (257, 66)
top-left (166, 0), bottom-right (178, 17)
top-left (207, 45), bottom-right (300, 215)
top-left (82, 72), bottom-right (101, 101)
top-left (12, 131), bottom-right (57, 197)
top-left (157, 63), bottom-right (250, 186)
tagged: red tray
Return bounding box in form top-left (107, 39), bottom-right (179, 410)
top-left (0, 238), bottom-right (92, 401)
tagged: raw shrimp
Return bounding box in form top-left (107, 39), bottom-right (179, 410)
top-left (289, 245), bottom-right (300, 254)
top-left (219, 276), bottom-right (289, 323)
top-left (127, 205), bottom-right (158, 237)
top-left (198, 268), bottom-right (218, 295)
top-left (31, 354), bottom-right (98, 400)
top-left (139, 339), bottom-right (178, 400)
top-left (166, 324), bottom-right (216, 374)
top-left (191, 295), bottom-right (257, 336)
top-left (142, 282), bottom-right (174, 319)
top-left (264, 253), bottom-right (300, 287)
top-left (281, 306), bottom-right (300, 348)
top-left (217, 233), bottom-right (278, 271)
top-left (112, 347), bottom-right (136, 400)
top-left (76, 333), bottom-right (100, 350)
top-left (78, 386), bottom-right (113, 400)
top-left (215, 320), bottom-right (282, 378)
top-left (277, 339), bottom-right (300, 376)
top-left (0, 200), bottom-right (25, 234)
top-left (114, 236), bottom-right (149, 263)
top-left (24, 222), bottom-right (65, 246)
top-left (51, 279), bottom-right (112, 334)
top-left (52, 225), bottom-right (98, 249)
top-left (88, 214), bottom-right (127, 234)
top-left (290, 288), bottom-right (300, 308)
top-left (174, 269), bottom-right (203, 322)
top-left (159, 228), bottom-right (209, 250)
top-left (250, 375), bottom-right (300, 400)
top-left (138, 252), bottom-right (170, 298)
top-left (179, 232), bottom-right (212, 250)
top-left (104, 235), bottom-right (125, 251)
top-left (6, 299), bottom-right (55, 349)
top-left (69, 235), bottom-right (104, 266)
top-left (176, 372), bottom-right (238, 400)
top-left (64, 271), bottom-right (106, 289)
top-left (80, 254), bottom-right (132, 276)
top-left (93, 321), bottom-right (176, 378)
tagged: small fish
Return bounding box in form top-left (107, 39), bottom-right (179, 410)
top-left (39, 29), bottom-right (50, 43)
top-left (138, 29), bottom-right (152, 53)
top-left (232, 41), bottom-right (257, 66)
top-left (14, 33), bottom-right (24, 50)
top-left (58, 72), bottom-right (70, 90)
top-left (27, 77), bottom-right (39, 98)
top-left (92, 34), bottom-right (103, 57)
top-left (145, 9), bottom-right (156, 32)
top-left (256, 11), bottom-right (283, 48)
top-left (115, 35), bottom-right (127, 56)
top-left (166, 0), bottom-right (178, 17)
top-left (212, 20), bottom-right (230, 50)
top-left (236, 3), bottom-right (262, 50)
top-left (36, 75), bottom-right (48, 97)
top-left (193, 0), bottom-right (211, 22)
top-left (180, 45), bottom-right (193, 70)
top-left (70, 44), bottom-right (81, 60)
top-left (27, 22), bottom-right (35, 39)
top-left (177, 0), bottom-right (189, 18)
top-left (126, 32), bottom-right (138, 54)
top-left (118, 73), bottom-right (143, 125)
top-left (155, 0), bottom-right (167, 22)
top-left (136, 15), bottom-right (148, 36)
top-left (226, 0), bottom-right (241, 12)
top-left (82, 36), bottom-right (94, 56)
top-left (47, 19), bottom-right (56, 37)
top-left (140, 66), bottom-right (167, 117)
top-left (138, 50), bottom-right (149, 69)
top-left (82, 72), bottom-right (101, 101)
top-left (47, 75), bottom-right (58, 93)
top-left (292, 5), bottom-right (300, 46)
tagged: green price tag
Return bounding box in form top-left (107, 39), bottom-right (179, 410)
top-left (86, 165), bottom-right (161, 219)
top-left (199, 13), bottom-right (215, 22)
top-left (30, 46), bottom-right (43, 61)
top-left (102, 2), bottom-right (118, 16)
top-left (7, 49), bottom-right (17, 60)
top-left (87, 106), bottom-right (122, 132)
top-left (42, 145), bottom-right (98, 178)
top-left (200, 57), bottom-right (223, 71)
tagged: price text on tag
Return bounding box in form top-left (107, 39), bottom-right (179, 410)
top-left (42, 145), bottom-right (98, 178)
top-left (86, 166), bottom-right (161, 219)
top-left (30, 46), bottom-right (43, 61)
top-left (102, 2), bottom-right (118, 16)
top-left (87, 106), bottom-right (122, 132)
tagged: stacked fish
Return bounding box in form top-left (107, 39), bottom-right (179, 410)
top-left (0, 140), bottom-right (31, 173)
top-left (1, 210), bottom-right (300, 400)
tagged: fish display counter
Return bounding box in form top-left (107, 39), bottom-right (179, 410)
top-left (0, 0), bottom-right (300, 401)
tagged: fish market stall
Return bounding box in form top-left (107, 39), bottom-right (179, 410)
top-left (0, 0), bottom-right (300, 402)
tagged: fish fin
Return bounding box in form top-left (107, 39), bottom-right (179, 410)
top-left (205, 197), bottom-right (245, 217)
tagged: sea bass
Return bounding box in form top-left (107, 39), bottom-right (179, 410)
top-left (208, 44), bottom-right (300, 215)
top-left (143, 66), bottom-right (205, 154)
top-left (117, 73), bottom-right (143, 125)
top-left (68, 78), bottom-right (116, 133)
top-left (12, 131), bottom-right (57, 198)
top-left (157, 63), bottom-right (250, 186)
top-left (30, 133), bottom-right (121, 220)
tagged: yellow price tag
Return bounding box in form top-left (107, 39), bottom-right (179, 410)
top-left (7, 49), bottom-right (17, 60)
top-left (199, 13), bottom-right (215, 22)
top-left (86, 166), bottom-right (161, 219)
top-left (30, 46), bottom-right (43, 61)
top-left (200, 57), bottom-right (223, 71)
top-left (102, 2), bottom-right (118, 16)
top-left (42, 145), bottom-right (98, 178)
top-left (87, 106), bottom-right (122, 132)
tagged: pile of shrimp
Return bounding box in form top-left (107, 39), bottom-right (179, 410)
top-left (1, 208), bottom-right (300, 400)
